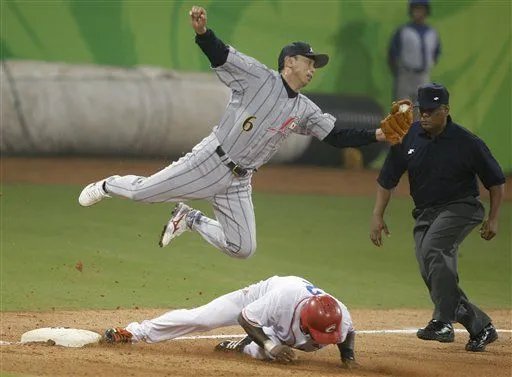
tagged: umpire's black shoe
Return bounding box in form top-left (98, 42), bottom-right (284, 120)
top-left (215, 336), bottom-right (252, 353)
top-left (417, 319), bottom-right (455, 343)
top-left (465, 323), bottom-right (498, 352)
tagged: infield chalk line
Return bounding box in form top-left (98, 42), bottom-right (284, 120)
top-left (1, 328), bottom-right (511, 346)
top-left (171, 328), bottom-right (512, 341)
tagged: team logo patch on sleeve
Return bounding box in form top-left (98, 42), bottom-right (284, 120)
top-left (269, 117), bottom-right (298, 134)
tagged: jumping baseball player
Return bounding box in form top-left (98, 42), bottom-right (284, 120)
top-left (104, 275), bottom-right (357, 368)
top-left (79, 6), bottom-right (412, 259)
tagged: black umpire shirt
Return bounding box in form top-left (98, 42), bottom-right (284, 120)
top-left (378, 116), bottom-right (505, 210)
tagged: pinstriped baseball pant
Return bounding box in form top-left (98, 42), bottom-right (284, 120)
top-left (103, 134), bottom-right (257, 258)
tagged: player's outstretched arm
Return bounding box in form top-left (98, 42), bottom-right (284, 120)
top-left (322, 125), bottom-right (386, 148)
top-left (237, 313), bottom-right (296, 363)
top-left (308, 104), bottom-right (385, 148)
top-left (190, 6), bottom-right (230, 68)
top-left (323, 99), bottom-right (412, 147)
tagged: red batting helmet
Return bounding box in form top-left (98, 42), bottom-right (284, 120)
top-left (300, 295), bottom-right (342, 344)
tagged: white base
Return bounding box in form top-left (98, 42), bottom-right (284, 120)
top-left (21, 327), bottom-right (101, 348)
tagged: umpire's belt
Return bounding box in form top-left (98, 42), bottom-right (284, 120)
top-left (215, 146), bottom-right (249, 177)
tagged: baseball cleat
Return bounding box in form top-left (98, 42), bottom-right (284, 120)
top-left (78, 180), bottom-right (110, 207)
top-left (416, 319), bottom-right (455, 343)
top-left (215, 336), bottom-right (252, 353)
top-left (465, 323), bottom-right (498, 352)
top-left (103, 328), bottom-right (133, 344)
top-left (158, 202), bottom-right (192, 247)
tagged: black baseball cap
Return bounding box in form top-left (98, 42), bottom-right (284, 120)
top-left (416, 83), bottom-right (449, 109)
top-left (278, 42), bottom-right (329, 72)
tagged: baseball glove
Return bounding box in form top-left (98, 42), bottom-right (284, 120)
top-left (380, 99), bottom-right (413, 145)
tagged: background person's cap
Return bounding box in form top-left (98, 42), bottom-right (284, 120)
top-left (409, 0), bottom-right (431, 15)
top-left (278, 42), bottom-right (329, 72)
top-left (416, 83), bottom-right (449, 109)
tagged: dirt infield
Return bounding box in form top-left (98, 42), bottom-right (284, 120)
top-left (2, 157), bottom-right (511, 199)
top-left (1, 158), bottom-right (511, 376)
top-left (1, 309), bottom-right (511, 377)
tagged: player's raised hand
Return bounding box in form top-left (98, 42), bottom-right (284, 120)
top-left (189, 6), bottom-right (207, 35)
top-left (370, 214), bottom-right (390, 247)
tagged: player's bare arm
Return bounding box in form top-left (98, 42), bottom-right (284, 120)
top-left (189, 6), bottom-right (207, 34)
top-left (237, 313), bottom-right (297, 363)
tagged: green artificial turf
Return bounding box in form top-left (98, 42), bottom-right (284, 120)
top-left (1, 184), bottom-right (510, 311)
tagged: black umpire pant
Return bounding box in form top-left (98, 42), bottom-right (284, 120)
top-left (412, 196), bottom-right (491, 336)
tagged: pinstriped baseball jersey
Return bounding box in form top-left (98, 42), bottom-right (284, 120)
top-left (83, 44), bottom-right (340, 259)
top-left (213, 47), bottom-right (336, 168)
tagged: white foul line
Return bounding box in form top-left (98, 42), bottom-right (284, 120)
top-left (1, 328), bottom-right (510, 345)
top-left (0, 341), bottom-right (19, 346)
top-left (171, 328), bottom-right (512, 341)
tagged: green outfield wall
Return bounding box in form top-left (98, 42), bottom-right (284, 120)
top-left (2, 0), bottom-right (510, 171)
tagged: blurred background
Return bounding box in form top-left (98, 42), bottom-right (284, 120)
top-left (1, 0), bottom-right (510, 315)
top-left (2, 0), bottom-right (510, 169)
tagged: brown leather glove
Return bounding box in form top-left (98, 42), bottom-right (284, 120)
top-left (380, 99), bottom-right (413, 145)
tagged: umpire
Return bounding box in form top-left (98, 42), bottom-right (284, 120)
top-left (369, 83), bottom-right (505, 352)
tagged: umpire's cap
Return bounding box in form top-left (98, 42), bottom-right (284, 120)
top-left (278, 42), bottom-right (329, 72)
top-left (416, 83), bottom-right (449, 110)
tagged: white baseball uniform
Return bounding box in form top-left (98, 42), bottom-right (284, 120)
top-left (102, 44), bottom-right (337, 258)
top-left (125, 275), bottom-right (354, 360)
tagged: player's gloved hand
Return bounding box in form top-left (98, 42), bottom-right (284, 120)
top-left (380, 99), bottom-right (413, 145)
top-left (268, 344), bottom-right (297, 363)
